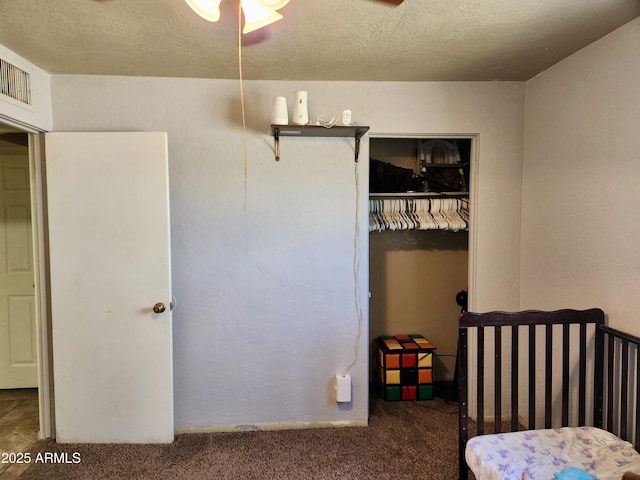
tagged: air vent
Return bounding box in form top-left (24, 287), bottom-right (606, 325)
top-left (0, 58), bottom-right (31, 106)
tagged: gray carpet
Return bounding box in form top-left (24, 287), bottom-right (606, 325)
top-left (19, 395), bottom-right (467, 480)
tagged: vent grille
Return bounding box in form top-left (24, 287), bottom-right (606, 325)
top-left (0, 58), bottom-right (31, 106)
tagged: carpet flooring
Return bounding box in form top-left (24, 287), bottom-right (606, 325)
top-left (16, 394), bottom-right (470, 480)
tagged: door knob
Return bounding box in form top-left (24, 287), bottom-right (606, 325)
top-left (153, 302), bottom-right (166, 314)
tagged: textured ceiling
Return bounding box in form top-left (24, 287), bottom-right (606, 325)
top-left (0, 0), bottom-right (639, 81)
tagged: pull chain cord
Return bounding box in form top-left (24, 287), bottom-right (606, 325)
top-left (343, 160), bottom-right (363, 377)
top-left (238, 0), bottom-right (248, 211)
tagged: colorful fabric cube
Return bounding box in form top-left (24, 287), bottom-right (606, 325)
top-left (374, 334), bottom-right (436, 401)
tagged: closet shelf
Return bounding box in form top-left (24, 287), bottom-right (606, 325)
top-left (271, 125), bottom-right (370, 162)
top-left (370, 192), bottom-right (469, 198)
top-left (421, 163), bottom-right (469, 168)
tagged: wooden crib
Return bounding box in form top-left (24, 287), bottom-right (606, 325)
top-left (458, 308), bottom-right (640, 479)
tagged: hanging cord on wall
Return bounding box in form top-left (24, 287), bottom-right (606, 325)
top-left (343, 160), bottom-right (363, 377)
top-left (238, 1), bottom-right (248, 211)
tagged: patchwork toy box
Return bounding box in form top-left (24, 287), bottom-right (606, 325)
top-left (373, 334), bottom-right (436, 401)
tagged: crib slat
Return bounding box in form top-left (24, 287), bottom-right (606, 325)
top-left (594, 324), bottom-right (604, 430)
top-left (511, 325), bottom-right (519, 432)
top-left (579, 323), bottom-right (587, 425)
top-left (621, 339), bottom-right (629, 440)
top-left (478, 326), bottom-right (485, 435)
top-left (636, 350), bottom-right (640, 452)
top-left (562, 323), bottom-right (570, 425)
top-left (545, 324), bottom-right (553, 428)
top-left (495, 326), bottom-right (501, 432)
top-left (458, 325), bottom-right (469, 478)
top-left (529, 324), bottom-right (536, 429)
top-left (607, 334), bottom-right (615, 432)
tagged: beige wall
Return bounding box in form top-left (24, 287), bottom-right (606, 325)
top-left (522, 17), bottom-right (640, 334)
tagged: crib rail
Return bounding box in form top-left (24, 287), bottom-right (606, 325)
top-left (458, 308), bottom-right (606, 480)
top-left (601, 325), bottom-right (640, 451)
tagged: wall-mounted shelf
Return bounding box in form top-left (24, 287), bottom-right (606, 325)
top-left (271, 125), bottom-right (370, 162)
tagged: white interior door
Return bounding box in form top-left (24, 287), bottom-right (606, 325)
top-left (45, 132), bottom-right (173, 443)
top-left (0, 154), bottom-right (37, 389)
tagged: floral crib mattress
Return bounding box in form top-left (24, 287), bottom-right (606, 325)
top-left (466, 426), bottom-right (640, 480)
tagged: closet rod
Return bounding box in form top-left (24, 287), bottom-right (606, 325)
top-left (369, 192), bottom-right (469, 198)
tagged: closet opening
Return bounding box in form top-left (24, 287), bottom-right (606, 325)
top-left (368, 135), bottom-right (474, 404)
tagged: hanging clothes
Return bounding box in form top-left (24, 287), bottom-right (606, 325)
top-left (369, 197), bottom-right (469, 233)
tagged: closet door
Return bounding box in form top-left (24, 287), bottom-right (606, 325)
top-left (0, 155), bottom-right (37, 388)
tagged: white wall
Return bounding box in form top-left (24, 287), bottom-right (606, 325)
top-left (0, 45), bottom-right (52, 131)
top-left (50, 76), bottom-right (524, 429)
top-left (522, 18), bottom-right (640, 334)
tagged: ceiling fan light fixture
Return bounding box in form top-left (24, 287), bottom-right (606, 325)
top-left (241, 0), bottom-right (284, 34)
top-left (185, 0), bottom-right (222, 22)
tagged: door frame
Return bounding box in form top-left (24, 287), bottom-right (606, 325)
top-left (29, 132), bottom-right (54, 439)
top-left (0, 114), bottom-right (53, 439)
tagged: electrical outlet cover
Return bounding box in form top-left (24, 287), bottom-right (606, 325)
top-left (336, 374), bottom-right (352, 403)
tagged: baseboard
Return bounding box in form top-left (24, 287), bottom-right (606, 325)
top-left (175, 419), bottom-right (368, 435)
